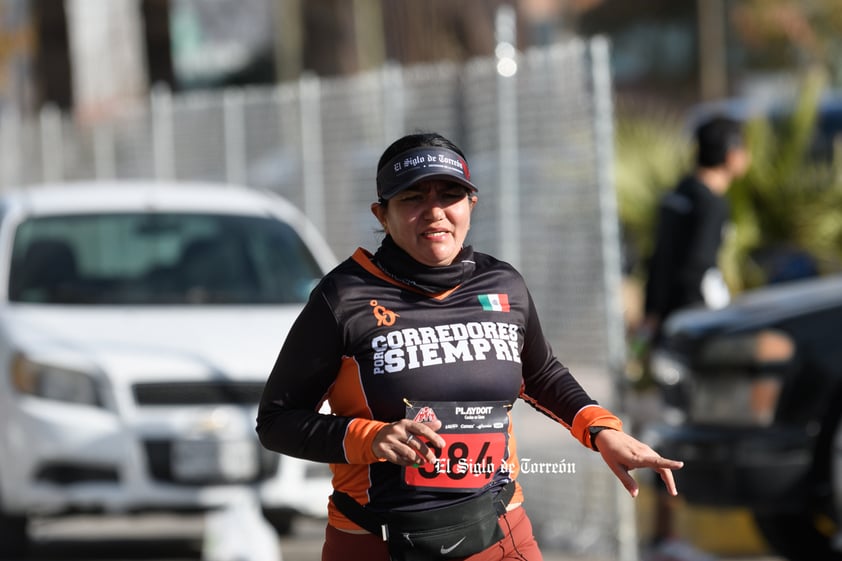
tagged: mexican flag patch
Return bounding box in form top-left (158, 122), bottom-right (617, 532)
top-left (478, 293), bottom-right (510, 312)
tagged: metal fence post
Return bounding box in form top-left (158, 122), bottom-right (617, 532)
top-left (380, 62), bottom-right (405, 143)
top-left (590, 39), bottom-right (625, 404)
top-left (40, 104), bottom-right (64, 183)
top-left (93, 121), bottom-right (116, 179)
top-left (151, 84), bottom-right (176, 180)
top-left (298, 73), bottom-right (325, 233)
top-left (495, 4), bottom-right (520, 270)
top-left (224, 87), bottom-right (247, 186)
top-left (0, 109), bottom-right (22, 189)
top-left (590, 35), bottom-right (638, 561)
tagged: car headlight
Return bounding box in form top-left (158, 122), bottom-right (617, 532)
top-left (650, 350), bottom-right (688, 386)
top-left (10, 353), bottom-right (102, 407)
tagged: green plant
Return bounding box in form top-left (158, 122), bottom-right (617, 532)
top-left (614, 107), bottom-right (690, 279)
top-left (724, 68), bottom-right (842, 290)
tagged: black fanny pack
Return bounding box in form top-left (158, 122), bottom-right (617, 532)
top-left (332, 482), bottom-right (515, 561)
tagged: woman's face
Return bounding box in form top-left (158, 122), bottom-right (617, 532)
top-left (371, 180), bottom-right (477, 267)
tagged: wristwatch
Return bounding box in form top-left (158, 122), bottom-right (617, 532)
top-left (588, 426), bottom-right (614, 451)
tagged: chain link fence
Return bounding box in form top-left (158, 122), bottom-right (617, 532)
top-left (0, 37), bottom-right (634, 560)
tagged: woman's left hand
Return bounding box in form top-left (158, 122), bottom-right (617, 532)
top-left (592, 429), bottom-right (684, 497)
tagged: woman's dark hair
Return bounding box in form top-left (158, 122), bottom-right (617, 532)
top-left (376, 132), bottom-right (467, 175)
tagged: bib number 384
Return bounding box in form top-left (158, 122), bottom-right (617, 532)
top-left (402, 401), bottom-right (509, 492)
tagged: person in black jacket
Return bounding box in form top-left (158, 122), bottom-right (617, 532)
top-left (258, 132), bottom-right (683, 561)
top-left (643, 116), bottom-right (750, 338)
top-left (641, 116), bottom-right (750, 561)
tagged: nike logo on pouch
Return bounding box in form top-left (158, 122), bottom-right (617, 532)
top-left (440, 536), bottom-right (467, 555)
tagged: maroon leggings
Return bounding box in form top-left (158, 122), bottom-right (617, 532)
top-left (321, 506), bottom-right (543, 561)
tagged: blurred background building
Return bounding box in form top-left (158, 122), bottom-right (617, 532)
top-left (3, 0), bottom-right (842, 120)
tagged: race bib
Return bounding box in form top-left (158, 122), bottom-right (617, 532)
top-left (402, 400), bottom-right (510, 492)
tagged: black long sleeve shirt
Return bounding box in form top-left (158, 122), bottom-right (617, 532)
top-left (257, 243), bottom-right (612, 528)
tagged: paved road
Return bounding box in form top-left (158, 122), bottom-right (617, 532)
top-left (19, 513), bottom-right (786, 561)
top-left (25, 514), bottom-right (204, 560)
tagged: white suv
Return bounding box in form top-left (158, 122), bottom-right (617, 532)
top-left (0, 181), bottom-right (337, 558)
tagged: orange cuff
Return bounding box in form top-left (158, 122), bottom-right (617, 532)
top-left (343, 418), bottom-right (389, 464)
top-left (571, 405), bottom-right (623, 449)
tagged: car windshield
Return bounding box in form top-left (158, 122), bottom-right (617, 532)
top-left (8, 213), bottom-right (324, 305)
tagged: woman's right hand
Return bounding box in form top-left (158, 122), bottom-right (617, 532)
top-left (372, 419), bottom-right (445, 466)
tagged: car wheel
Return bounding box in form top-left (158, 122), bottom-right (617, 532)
top-left (262, 508), bottom-right (296, 536)
top-left (754, 401), bottom-right (842, 561)
top-left (0, 513), bottom-right (28, 560)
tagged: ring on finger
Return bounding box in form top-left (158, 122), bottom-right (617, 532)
top-left (405, 434), bottom-right (416, 445)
